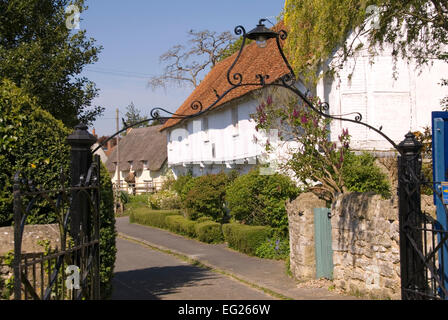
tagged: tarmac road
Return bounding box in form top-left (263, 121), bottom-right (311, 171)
top-left (111, 237), bottom-right (275, 300)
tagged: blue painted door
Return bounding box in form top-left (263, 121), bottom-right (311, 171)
top-left (314, 207), bottom-right (334, 279)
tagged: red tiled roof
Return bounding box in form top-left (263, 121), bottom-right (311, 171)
top-left (160, 24), bottom-right (291, 131)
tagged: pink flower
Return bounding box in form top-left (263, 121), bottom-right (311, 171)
top-left (292, 109), bottom-right (299, 119)
top-left (301, 115), bottom-right (308, 124)
top-left (266, 96), bottom-right (273, 105)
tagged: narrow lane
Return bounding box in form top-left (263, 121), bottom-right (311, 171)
top-left (111, 238), bottom-right (275, 300)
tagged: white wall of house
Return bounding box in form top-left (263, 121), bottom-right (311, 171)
top-left (166, 84), bottom-right (310, 178)
top-left (167, 97), bottom-right (267, 178)
top-left (318, 31), bottom-right (448, 151)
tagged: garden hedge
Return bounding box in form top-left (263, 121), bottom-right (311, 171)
top-left (129, 208), bottom-right (181, 229)
top-left (194, 221), bottom-right (224, 244)
top-left (222, 223), bottom-right (273, 256)
top-left (165, 215), bottom-right (198, 237)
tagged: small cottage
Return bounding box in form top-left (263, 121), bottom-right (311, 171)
top-left (106, 125), bottom-right (168, 194)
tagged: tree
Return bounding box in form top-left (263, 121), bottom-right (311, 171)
top-left (0, 0), bottom-right (103, 127)
top-left (283, 0), bottom-right (448, 84)
top-left (148, 29), bottom-right (235, 89)
top-left (123, 102), bottom-right (148, 127)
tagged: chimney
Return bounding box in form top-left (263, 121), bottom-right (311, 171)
top-left (92, 128), bottom-right (97, 138)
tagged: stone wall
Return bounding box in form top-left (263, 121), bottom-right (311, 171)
top-left (0, 224), bottom-right (61, 299)
top-left (331, 192), bottom-right (401, 299)
top-left (287, 192), bottom-right (326, 280)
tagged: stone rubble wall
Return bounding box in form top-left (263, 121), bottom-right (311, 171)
top-left (286, 192), bottom-right (326, 280)
top-left (331, 192), bottom-right (401, 299)
top-left (0, 224), bottom-right (61, 299)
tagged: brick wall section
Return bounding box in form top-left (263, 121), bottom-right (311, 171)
top-left (286, 192), bottom-right (326, 280)
top-left (331, 192), bottom-right (402, 299)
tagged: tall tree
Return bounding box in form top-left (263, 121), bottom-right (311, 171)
top-left (122, 102), bottom-right (148, 135)
top-left (148, 29), bottom-right (235, 89)
top-left (0, 0), bottom-right (103, 127)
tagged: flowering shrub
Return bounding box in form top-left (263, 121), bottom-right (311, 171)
top-left (147, 189), bottom-right (181, 210)
top-left (252, 88), bottom-right (390, 201)
top-left (255, 237), bottom-right (290, 260)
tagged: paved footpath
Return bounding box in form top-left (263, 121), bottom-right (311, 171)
top-left (115, 216), bottom-right (357, 300)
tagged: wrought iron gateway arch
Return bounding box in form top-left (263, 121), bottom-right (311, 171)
top-left (168, 18), bottom-right (446, 300)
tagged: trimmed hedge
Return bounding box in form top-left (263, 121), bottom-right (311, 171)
top-left (165, 215), bottom-right (198, 237)
top-left (129, 208), bottom-right (181, 229)
top-left (222, 223), bottom-right (273, 256)
top-left (194, 221), bottom-right (223, 244)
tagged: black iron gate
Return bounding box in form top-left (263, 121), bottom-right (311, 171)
top-left (397, 132), bottom-right (448, 299)
top-left (12, 124), bottom-right (100, 300)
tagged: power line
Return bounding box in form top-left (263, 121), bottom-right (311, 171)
top-left (84, 67), bottom-right (155, 79)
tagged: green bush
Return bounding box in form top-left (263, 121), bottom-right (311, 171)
top-left (98, 164), bottom-right (117, 299)
top-left (165, 215), bottom-right (198, 237)
top-left (194, 221), bottom-right (224, 243)
top-left (225, 168), bottom-right (299, 234)
top-left (0, 79), bottom-right (71, 226)
top-left (342, 152), bottom-right (391, 198)
top-left (255, 237), bottom-right (290, 260)
top-left (196, 216), bottom-right (213, 223)
top-left (172, 173), bottom-right (195, 201)
top-left (129, 207), bottom-right (181, 229)
top-left (222, 223), bottom-right (273, 256)
top-left (183, 173), bottom-right (229, 222)
top-left (0, 80), bottom-right (116, 299)
top-left (148, 189), bottom-right (181, 210)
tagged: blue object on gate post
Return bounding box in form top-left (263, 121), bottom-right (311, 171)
top-left (432, 111), bottom-right (448, 299)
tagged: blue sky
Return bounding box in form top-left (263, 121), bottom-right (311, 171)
top-left (79, 0), bottom-right (286, 136)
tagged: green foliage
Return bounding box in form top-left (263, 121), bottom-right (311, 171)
top-left (120, 191), bottom-right (130, 204)
top-left (225, 168), bottom-right (299, 234)
top-left (172, 173), bottom-right (195, 201)
top-left (98, 164), bottom-right (117, 299)
top-left (165, 215), bottom-right (198, 237)
top-left (121, 102), bottom-right (149, 136)
top-left (342, 152), bottom-right (391, 198)
top-left (0, 0), bottom-right (103, 126)
top-left (253, 90), bottom-right (390, 201)
top-left (284, 1), bottom-right (448, 85)
top-left (0, 80), bottom-right (116, 298)
top-left (0, 79), bottom-right (71, 226)
top-left (222, 223), bottom-right (273, 256)
top-left (129, 207), bottom-right (181, 229)
top-left (284, 0), bottom-right (378, 85)
top-left (183, 173), bottom-right (229, 222)
top-left (255, 237), bottom-right (290, 260)
top-left (252, 91), bottom-right (351, 202)
top-left (147, 189), bottom-right (181, 210)
top-left (0, 250), bottom-right (14, 300)
top-left (194, 221), bottom-right (223, 244)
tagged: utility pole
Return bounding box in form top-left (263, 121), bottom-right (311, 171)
top-left (116, 108), bottom-right (120, 192)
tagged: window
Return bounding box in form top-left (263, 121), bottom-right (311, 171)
top-left (212, 143), bottom-right (216, 158)
top-left (231, 107), bottom-right (238, 128)
top-left (203, 117), bottom-right (209, 141)
top-left (142, 160), bottom-right (148, 169)
top-left (202, 117), bottom-right (209, 133)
